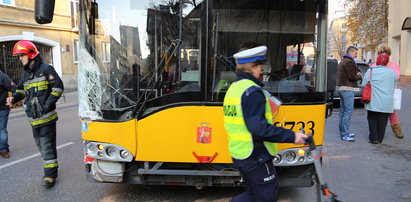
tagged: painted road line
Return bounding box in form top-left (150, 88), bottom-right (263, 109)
top-left (0, 142), bottom-right (74, 170)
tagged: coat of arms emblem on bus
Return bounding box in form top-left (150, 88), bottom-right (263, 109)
top-left (197, 122), bottom-right (212, 144)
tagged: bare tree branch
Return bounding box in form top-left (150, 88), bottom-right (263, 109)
top-left (331, 32), bottom-right (344, 60)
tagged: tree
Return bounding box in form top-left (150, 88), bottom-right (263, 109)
top-left (160, 0), bottom-right (198, 13)
top-left (345, 0), bottom-right (388, 49)
top-left (331, 31), bottom-right (345, 60)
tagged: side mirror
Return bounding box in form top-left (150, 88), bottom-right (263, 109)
top-left (326, 58), bottom-right (338, 92)
top-left (35, 0), bottom-right (56, 24)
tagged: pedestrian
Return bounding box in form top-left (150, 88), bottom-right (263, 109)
top-left (6, 40), bottom-right (64, 188)
top-left (336, 46), bottom-right (363, 142)
top-left (0, 71), bottom-right (16, 158)
top-left (223, 44), bottom-right (307, 202)
top-left (371, 45), bottom-right (403, 138)
top-left (361, 54), bottom-right (397, 144)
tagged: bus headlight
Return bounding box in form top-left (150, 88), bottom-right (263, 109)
top-left (274, 146), bottom-right (321, 166)
top-left (306, 150), bottom-right (313, 160)
top-left (106, 146), bottom-right (118, 157)
top-left (298, 149), bottom-right (305, 156)
top-left (273, 154), bottom-right (282, 164)
top-left (284, 151), bottom-right (297, 162)
top-left (86, 143), bottom-right (97, 156)
top-left (84, 141), bottom-right (133, 162)
top-left (120, 150), bottom-right (130, 159)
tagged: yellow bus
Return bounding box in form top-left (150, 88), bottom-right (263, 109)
top-left (37, 0), bottom-right (335, 191)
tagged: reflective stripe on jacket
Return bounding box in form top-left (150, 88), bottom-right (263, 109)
top-left (223, 79), bottom-right (278, 160)
top-left (12, 62), bottom-right (64, 128)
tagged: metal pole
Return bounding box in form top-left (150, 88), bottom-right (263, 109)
top-left (211, 12), bottom-right (220, 100)
top-left (154, 11), bottom-right (158, 88)
top-left (2, 45), bottom-right (7, 74)
top-left (177, 1), bottom-right (183, 81)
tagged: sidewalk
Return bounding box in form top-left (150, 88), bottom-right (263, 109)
top-left (399, 75), bottom-right (411, 90)
top-left (9, 91), bottom-right (78, 119)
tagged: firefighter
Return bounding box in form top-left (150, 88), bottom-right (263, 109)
top-left (6, 40), bottom-right (64, 188)
top-left (223, 44), bottom-right (307, 201)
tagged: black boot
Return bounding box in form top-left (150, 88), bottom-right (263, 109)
top-left (42, 177), bottom-right (56, 188)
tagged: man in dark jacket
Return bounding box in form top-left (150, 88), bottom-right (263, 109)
top-left (0, 71), bottom-right (16, 158)
top-left (6, 40), bottom-right (64, 188)
top-left (336, 46), bottom-right (362, 142)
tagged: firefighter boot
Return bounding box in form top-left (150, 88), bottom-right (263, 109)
top-left (391, 124), bottom-right (404, 139)
top-left (42, 177), bottom-right (56, 188)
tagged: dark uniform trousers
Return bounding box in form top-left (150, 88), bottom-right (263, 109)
top-left (231, 158), bottom-right (278, 202)
top-left (32, 123), bottom-right (58, 178)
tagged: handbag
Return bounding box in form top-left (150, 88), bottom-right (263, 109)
top-left (393, 88), bottom-right (402, 110)
top-left (361, 68), bottom-right (372, 104)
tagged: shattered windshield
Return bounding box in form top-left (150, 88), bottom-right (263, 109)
top-left (210, 0), bottom-right (326, 102)
top-left (78, 0), bottom-right (204, 120)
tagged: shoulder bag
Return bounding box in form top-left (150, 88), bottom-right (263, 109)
top-left (361, 68), bottom-right (372, 104)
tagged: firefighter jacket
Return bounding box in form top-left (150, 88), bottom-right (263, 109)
top-left (12, 61), bottom-right (64, 128)
top-left (0, 71), bottom-right (16, 110)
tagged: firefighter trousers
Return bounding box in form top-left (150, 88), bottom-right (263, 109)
top-left (32, 123), bottom-right (58, 178)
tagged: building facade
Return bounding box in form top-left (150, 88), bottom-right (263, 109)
top-left (0, 0), bottom-right (79, 90)
top-left (329, 17), bottom-right (356, 61)
top-left (329, 16), bottom-right (369, 63)
top-left (388, 0), bottom-right (411, 76)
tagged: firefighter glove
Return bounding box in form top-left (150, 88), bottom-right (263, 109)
top-left (30, 97), bottom-right (43, 119)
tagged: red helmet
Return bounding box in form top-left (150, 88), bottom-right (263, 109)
top-left (13, 40), bottom-right (40, 59)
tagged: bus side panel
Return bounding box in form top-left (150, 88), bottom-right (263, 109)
top-left (274, 105), bottom-right (326, 151)
top-left (136, 106), bottom-right (232, 163)
top-left (136, 105), bottom-right (325, 163)
top-left (82, 120), bottom-right (138, 157)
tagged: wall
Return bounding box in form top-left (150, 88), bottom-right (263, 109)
top-left (388, 0), bottom-right (411, 76)
top-left (0, 0), bottom-right (78, 91)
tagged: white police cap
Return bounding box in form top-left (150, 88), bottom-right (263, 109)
top-left (233, 46), bottom-right (267, 64)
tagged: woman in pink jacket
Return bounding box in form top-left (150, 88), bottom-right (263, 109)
top-left (372, 46), bottom-right (403, 138)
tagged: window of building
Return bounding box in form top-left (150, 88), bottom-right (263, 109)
top-left (73, 39), bottom-right (79, 63)
top-left (101, 42), bottom-right (110, 62)
top-left (341, 23), bottom-right (346, 29)
top-left (1, 0), bottom-right (14, 5)
top-left (341, 44), bottom-right (347, 52)
top-left (341, 34), bottom-right (347, 42)
top-left (70, 0), bottom-right (80, 29)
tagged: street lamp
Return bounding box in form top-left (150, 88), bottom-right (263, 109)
top-left (401, 17), bottom-right (411, 30)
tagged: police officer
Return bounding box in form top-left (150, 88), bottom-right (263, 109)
top-left (6, 40), bottom-right (64, 188)
top-left (223, 45), bottom-right (307, 201)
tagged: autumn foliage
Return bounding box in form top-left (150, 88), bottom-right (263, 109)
top-left (345, 0), bottom-right (388, 49)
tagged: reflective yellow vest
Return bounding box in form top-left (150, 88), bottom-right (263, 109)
top-left (223, 79), bottom-right (278, 160)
